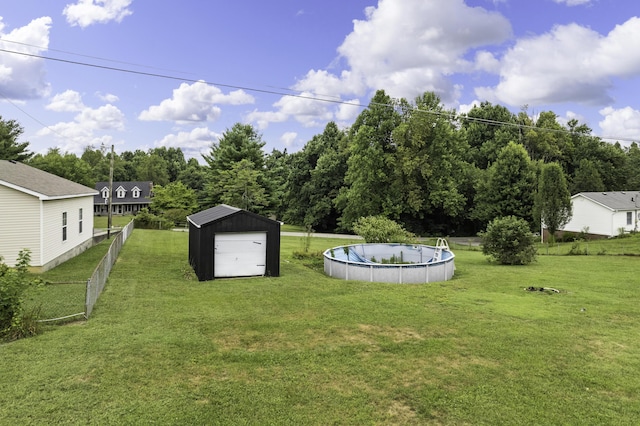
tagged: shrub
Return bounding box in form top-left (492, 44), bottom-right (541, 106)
top-left (163, 208), bottom-right (190, 227)
top-left (352, 216), bottom-right (416, 243)
top-left (480, 216), bottom-right (537, 265)
top-left (0, 250), bottom-right (41, 340)
top-left (134, 208), bottom-right (172, 230)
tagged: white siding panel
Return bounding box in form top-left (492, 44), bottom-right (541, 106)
top-left (562, 196), bottom-right (620, 237)
top-left (0, 185), bottom-right (41, 266)
top-left (42, 197), bottom-right (95, 265)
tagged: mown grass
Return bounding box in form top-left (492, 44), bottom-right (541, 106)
top-left (2, 230), bottom-right (640, 424)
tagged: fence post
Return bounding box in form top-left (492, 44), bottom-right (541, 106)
top-left (84, 277), bottom-right (91, 319)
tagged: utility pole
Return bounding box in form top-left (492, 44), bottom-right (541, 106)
top-left (107, 144), bottom-right (114, 239)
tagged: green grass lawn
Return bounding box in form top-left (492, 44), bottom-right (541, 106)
top-left (3, 230), bottom-right (640, 424)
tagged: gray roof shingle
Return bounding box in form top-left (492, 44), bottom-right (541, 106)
top-left (187, 204), bottom-right (241, 227)
top-left (576, 191), bottom-right (640, 210)
top-left (0, 160), bottom-right (98, 199)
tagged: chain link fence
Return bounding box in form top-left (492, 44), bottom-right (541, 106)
top-left (85, 220), bottom-right (134, 318)
top-left (25, 220), bottom-right (134, 323)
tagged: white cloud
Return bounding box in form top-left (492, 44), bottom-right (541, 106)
top-left (96, 92), bottom-right (119, 103)
top-left (46, 90), bottom-right (86, 112)
top-left (37, 94), bottom-right (125, 154)
top-left (154, 127), bottom-right (220, 161)
top-left (0, 17), bottom-right (52, 100)
top-left (139, 81), bottom-right (254, 123)
top-left (337, 0), bottom-right (511, 101)
top-left (479, 17), bottom-right (640, 107)
top-left (247, 0), bottom-right (511, 128)
top-left (599, 106), bottom-right (640, 142)
top-left (474, 50), bottom-right (501, 74)
top-left (280, 132), bottom-right (298, 148)
top-left (458, 100), bottom-right (481, 115)
top-left (335, 99), bottom-right (362, 122)
top-left (552, 0), bottom-right (592, 6)
top-left (247, 0), bottom-right (511, 130)
top-left (63, 0), bottom-right (133, 28)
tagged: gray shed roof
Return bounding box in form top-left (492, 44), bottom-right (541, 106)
top-left (576, 192), bottom-right (640, 211)
top-left (0, 160), bottom-right (98, 199)
top-left (187, 204), bottom-right (242, 228)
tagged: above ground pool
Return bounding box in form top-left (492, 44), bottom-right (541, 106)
top-left (323, 239), bottom-right (455, 284)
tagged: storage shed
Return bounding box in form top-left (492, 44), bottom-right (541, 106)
top-left (187, 204), bottom-right (281, 281)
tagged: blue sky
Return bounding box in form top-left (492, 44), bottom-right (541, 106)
top-left (1, 0), bottom-right (639, 162)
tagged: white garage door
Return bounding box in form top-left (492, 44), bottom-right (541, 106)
top-left (214, 232), bottom-right (267, 278)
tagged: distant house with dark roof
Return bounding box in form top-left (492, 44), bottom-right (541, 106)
top-left (94, 181), bottom-right (153, 216)
top-left (557, 191), bottom-right (640, 238)
top-left (0, 160), bottom-right (98, 270)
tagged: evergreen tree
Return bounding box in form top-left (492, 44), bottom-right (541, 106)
top-left (0, 117), bottom-right (33, 162)
top-left (535, 162), bottom-right (572, 242)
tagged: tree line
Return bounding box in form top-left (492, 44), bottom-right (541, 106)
top-left (2, 89), bottom-right (639, 236)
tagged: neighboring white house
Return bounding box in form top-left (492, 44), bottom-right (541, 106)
top-left (0, 160), bottom-right (98, 270)
top-left (559, 192), bottom-right (640, 238)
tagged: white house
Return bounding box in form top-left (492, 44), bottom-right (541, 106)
top-left (560, 192), bottom-right (640, 238)
top-left (0, 160), bottom-right (98, 271)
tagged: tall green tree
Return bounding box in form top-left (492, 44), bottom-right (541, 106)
top-left (473, 142), bottom-right (537, 227)
top-left (392, 92), bottom-right (469, 233)
top-left (216, 159), bottom-right (268, 212)
top-left (336, 90), bottom-right (402, 229)
top-left (28, 148), bottom-right (93, 187)
top-left (202, 123), bottom-right (268, 208)
top-left (264, 148), bottom-right (291, 220)
top-left (624, 142), bottom-right (640, 190)
top-left (284, 122), bottom-right (347, 231)
top-left (461, 102), bottom-right (518, 169)
top-left (0, 117), bottom-right (33, 162)
top-left (534, 162), bottom-right (572, 242)
top-left (571, 158), bottom-right (605, 193)
top-left (150, 181), bottom-right (198, 214)
top-left (136, 153), bottom-right (170, 186)
top-left (149, 147), bottom-right (187, 182)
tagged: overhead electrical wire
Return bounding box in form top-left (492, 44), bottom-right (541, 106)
top-left (0, 42), bottom-right (637, 145)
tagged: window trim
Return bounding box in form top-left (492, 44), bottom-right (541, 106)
top-left (62, 211), bottom-right (68, 242)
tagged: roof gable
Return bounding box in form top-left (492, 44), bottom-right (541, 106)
top-left (0, 160), bottom-right (98, 199)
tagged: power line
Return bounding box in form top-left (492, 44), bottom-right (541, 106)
top-left (0, 45), bottom-right (637, 145)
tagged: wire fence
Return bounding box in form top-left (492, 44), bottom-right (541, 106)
top-left (26, 220), bottom-right (134, 323)
top-left (85, 220), bottom-right (134, 318)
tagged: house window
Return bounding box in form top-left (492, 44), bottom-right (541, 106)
top-left (79, 208), bottom-right (83, 234)
top-left (116, 186), bottom-right (126, 198)
top-left (132, 187), bottom-right (140, 198)
top-left (101, 187), bottom-right (109, 199)
top-left (627, 212), bottom-right (633, 226)
top-left (62, 212), bottom-right (68, 242)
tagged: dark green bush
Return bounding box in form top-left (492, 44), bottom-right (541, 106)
top-left (560, 231), bottom-right (577, 243)
top-left (353, 216), bottom-right (416, 243)
top-left (480, 216), bottom-right (537, 265)
top-left (134, 208), bottom-right (173, 230)
top-left (0, 250), bottom-right (41, 340)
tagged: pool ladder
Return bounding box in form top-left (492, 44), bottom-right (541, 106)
top-left (432, 238), bottom-right (449, 262)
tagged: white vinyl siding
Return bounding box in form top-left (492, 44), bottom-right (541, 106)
top-left (562, 195), bottom-right (638, 237)
top-left (42, 197), bottom-right (94, 266)
top-left (0, 185), bottom-right (41, 266)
